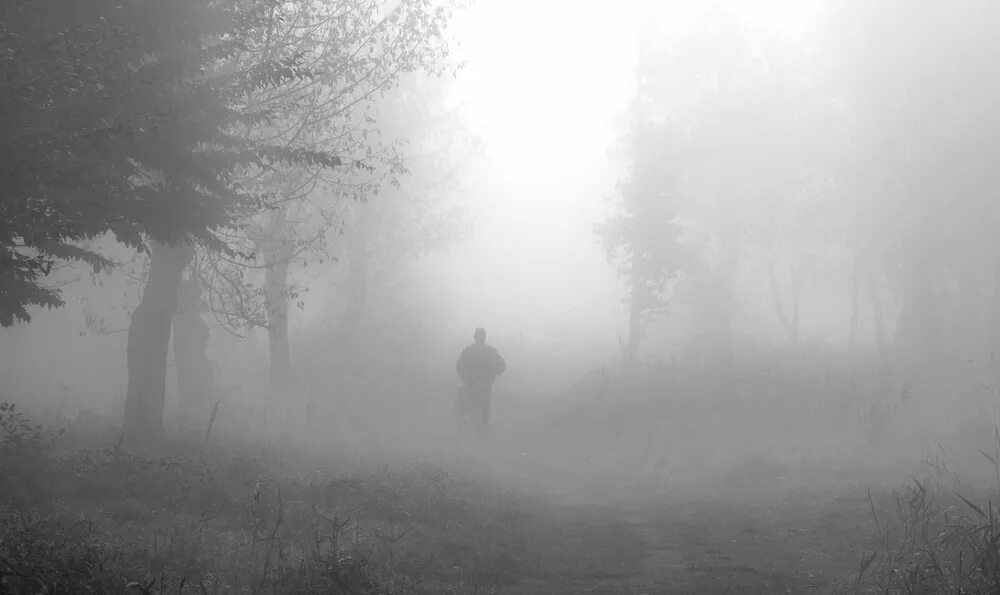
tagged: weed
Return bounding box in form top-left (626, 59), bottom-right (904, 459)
top-left (0, 404), bottom-right (609, 593)
top-left (854, 426), bottom-right (1000, 593)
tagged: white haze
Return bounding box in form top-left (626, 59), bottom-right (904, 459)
top-left (5, 0), bottom-right (1000, 501)
top-left (417, 0), bottom-right (832, 357)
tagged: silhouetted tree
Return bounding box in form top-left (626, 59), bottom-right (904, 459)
top-left (827, 0), bottom-right (1000, 387)
top-left (2, 0), bottom-right (344, 437)
top-left (190, 0), bottom-right (460, 401)
top-left (172, 278), bottom-right (213, 424)
top-left (598, 18), bottom-right (689, 367)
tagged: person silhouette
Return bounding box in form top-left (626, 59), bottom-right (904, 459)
top-left (455, 327), bottom-right (506, 439)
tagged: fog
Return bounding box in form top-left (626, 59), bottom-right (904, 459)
top-left (3, 0), bottom-right (996, 489)
top-left (4, 0), bottom-right (1000, 591)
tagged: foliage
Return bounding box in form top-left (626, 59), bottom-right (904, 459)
top-left (0, 402), bottom-right (49, 502)
top-left (825, 0), bottom-right (1000, 365)
top-left (356, 74), bottom-right (476, 277)
top-left (0, 404), bottom-right (643, 594)
top-left (0, 401), bottom-right (41, 449)
top-left (597, 120), bottom-right (689, 317)
top-left (854, 433), bottom-right (1000, 593)
top-left (0, 0), bottom-right (342, 326)
top-left (596, 25), bottom-right (694, 361)
top-left (193, 0), bottom-right (462, 335)
top-left (593, 1), bottom-right (1000, 360)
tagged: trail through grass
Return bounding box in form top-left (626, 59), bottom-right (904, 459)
top-left (6, 393), bottom-right (1000, 594)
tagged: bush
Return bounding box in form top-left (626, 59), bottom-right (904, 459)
top-left (0, 402), bottom-right (58, 507)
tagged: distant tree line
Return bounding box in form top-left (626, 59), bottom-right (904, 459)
top-left (600, 1), bottom-right (1000, 392)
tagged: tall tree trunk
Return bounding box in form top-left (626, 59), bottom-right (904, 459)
top-left (992, 249), bottom-right (1000, 353)
top-left (264, 246), bottom-right (292, 399)
top-left (342, 207), bottom-right (369, 347)
top-left (768, 264), bottom-right (801, 348)
top-left (955, 265), bottom-right (984, 365)
top-left (622, 283), bottom-right (642, 367)
top-left (790, 266), bottom-right (803, 347)
top-left (848, 248), bottom-right (861, 350)
top-left (896, 267), bottom-right (939, 353)
top-left (173, 278), bottom-right (212, 427)
top-left (708, 215), bottom-right (740, 367)
top-left (866, 257), bottom-right (886, 354)
top-left (894, 248), bottom-right (940, 396)
top-left (124, 240), bottom-right (193, 440)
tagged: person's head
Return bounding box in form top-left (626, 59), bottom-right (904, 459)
top-left (473, 327), bottom-right (486, 345)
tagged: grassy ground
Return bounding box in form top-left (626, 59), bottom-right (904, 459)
top-left (0, 412), bottom-right (900, 594)
top-left (5, 358), bottom-right (1000, 594)
top-left (0, 441), bottom-right (922, 594)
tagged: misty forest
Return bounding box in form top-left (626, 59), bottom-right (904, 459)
top-left (4, 0), bottom-right (1000, 592)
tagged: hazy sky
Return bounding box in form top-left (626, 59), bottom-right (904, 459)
top-left (420, 0), bottom-right (825, 347)
top-left (422, 0), bottom-right (638, 346)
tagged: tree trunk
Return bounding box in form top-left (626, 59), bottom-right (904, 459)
top-left (768, 265), bottom-right (800, 348)
top-left (790, 266), bottom-right (803, 347)
top-left (342, 207), bottom-right (369, 347)
top-left (987, 236), bottom-right (1000, 355)
top-left (866, 257), bottom-right (886, 354)
top-left (712, 214), bottom-right (740, 363)
top-left (992, 249), bottom-right (1000, 353)
top-left (124, 240), bottom-right (193, 440)
top-left (264, 246), bottom-right (293, 399)
top-left (848, 248), bottom-right (861, 350)
top-left (955, 265), bottom-right (984, 364)
top-left (173, 278), bottom-right (212, 427)
top-left (893, 249), bottom-right (940, 395)
top-left (622, 285), bottom-right (642, 367)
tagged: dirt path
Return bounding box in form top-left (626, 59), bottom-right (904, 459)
top-left (615, 495), bottom-right (869, 593)
top-left (504, 485), bottom-right (876, 594)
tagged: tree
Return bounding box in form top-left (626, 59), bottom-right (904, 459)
top-left (642, 11), bottom-right (776, 363)
top-left (634, 6), bottom-right (848, 360)
top-left (334, 73), bottom-right (474, 349)
top-left (124, 241), bottom-right (194, 435)
top-left (1, 0), bottom-right (144, 325)
top-left (599, 121), bottom-right (687, 367)
top-left (826, 0), bottom-right (1000, 389)
top-left (172, 278), bottom-right (213, 424)
top-left (1, 1), bottom-right (318, 323)
top-left (120, 1), bottom-right (349, 439)
top-left (1, 0), bottom-right (344, 437)
top-left (598, 17), bottom-right (689, 367)
top-left (188, 0), bottom-right (460, 400)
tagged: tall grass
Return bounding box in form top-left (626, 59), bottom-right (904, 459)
top-left (854, 426), bottom-right (1000, 593)
top-left (0, 402), bottom-right (551, 594)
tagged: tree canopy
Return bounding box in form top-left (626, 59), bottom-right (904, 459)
top-left (0, 0), bottom-right (340, 326)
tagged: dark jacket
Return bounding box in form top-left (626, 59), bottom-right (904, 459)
top-left (456, 343), bottom-right (506, 389)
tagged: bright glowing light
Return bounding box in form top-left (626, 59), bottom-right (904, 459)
top-left (434, 0), bottom-right (824, 345)
top-left (440, 0), bottom-right (638, 340)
